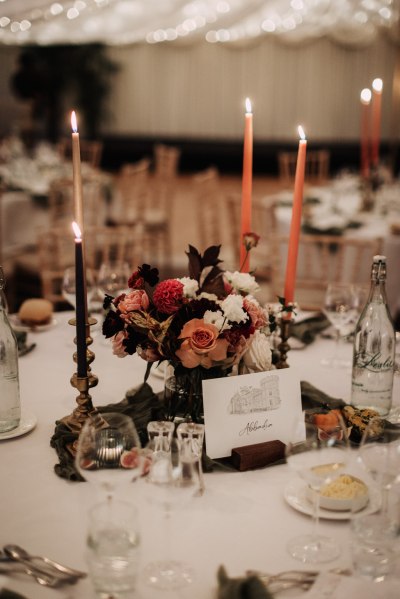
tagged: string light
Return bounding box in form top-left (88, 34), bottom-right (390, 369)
top-left (0, 0), bottom-right (397, 45)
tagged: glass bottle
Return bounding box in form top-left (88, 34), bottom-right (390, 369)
top-left (351, 256), bottom-right (395, 416)
top-left (0, 267), bottom-right (21, 432)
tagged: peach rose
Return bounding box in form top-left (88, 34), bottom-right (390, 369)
top-left (118, 290), bottom-right (149, 317)
top-left (243, 297), bottom-right (268, 330)
top-left (112, 331), bottom-right (128, 358)
top-left (175, 318), bottom-right (229, 368)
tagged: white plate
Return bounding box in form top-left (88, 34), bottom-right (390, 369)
top-left (9, 314), bottom-right (58, 333)
top-left (0, 411), bottom-right (37, 440)
top-left (284, 478), bottom-right (380, 520)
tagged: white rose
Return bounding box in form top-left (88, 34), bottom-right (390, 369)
top-left (241, 330), bottom-right (273, 373)
top-left (225, 271), bottom-right (260, 295)
top-left (198, 291), bottom-right (219, 302)
top-left (176, 277), bottom-right (199, 298)
top-left (220, 294), bottom-right (249, 324)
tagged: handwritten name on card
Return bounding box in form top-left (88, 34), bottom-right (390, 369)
top-left (202, 368), bottom-right (302, 459)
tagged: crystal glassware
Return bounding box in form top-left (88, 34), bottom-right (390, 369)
top-left (285, 411), bottom-right (349, 563)
top-left (75, 412), bottom-right (142, 499)
top-left (322, 283), bottom-right (354, 368)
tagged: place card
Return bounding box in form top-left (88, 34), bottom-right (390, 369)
top-left (202, 368), bottom-right (303, 459)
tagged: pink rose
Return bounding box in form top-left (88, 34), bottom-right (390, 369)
top-left (153, 279), bottom-right (184, 314)
top-left (118, 290), bottom-right (149, 317)
top-left (137, 345), bottom-right (162, 362)
top-left (243, 297), bottom-right (268, 330)
top-left (175, 318), bottom-right (229, 368)
top-left (112, 331), bottom-right (128, 358)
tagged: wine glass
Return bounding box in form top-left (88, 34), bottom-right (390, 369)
top-left (285, 411), bottom-right (349, 563)
top-left (61, 266), bottom-right (97, 312)
top-left (75, 412), bottom-right (142, 499)
top-left (359, 417), bottom-right (400, 515)
top-left (97, 261), bottom-right (130, 298)
top-left (141, 435), bottom-right (199, 590)
top-left (322, 283), bottom-right (354, 368)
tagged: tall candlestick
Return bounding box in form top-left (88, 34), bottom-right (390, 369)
top-left (360, 88), bottom-right (371, 179)
top-left (72, 222), bottom-right (87, 378)
top-left (283, 126), bottom-right (307, 313)
top-left (240, 97), bottom-right (253, 272)
top-left (371, 78), bottom-right (383, 167)
top-left (71, 111), bottom-right (84, 233)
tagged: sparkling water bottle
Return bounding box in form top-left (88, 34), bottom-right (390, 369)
top-left (0, 267), bottom-right (21, 432)
top-left (351, 256), bottom-right (395, 416)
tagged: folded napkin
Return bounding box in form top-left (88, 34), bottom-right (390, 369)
top-left (217, 566), bottom-right (272, 599)
top-left (290, 313), bottom-right (331, 345)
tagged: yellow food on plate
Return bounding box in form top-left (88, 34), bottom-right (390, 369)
top-left (18, 298), bottom-right (53, 326)
top-left (320, 474), bottom-right (367, 499)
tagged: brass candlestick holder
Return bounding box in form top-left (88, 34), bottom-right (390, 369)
top-left (276, 317), bottom-right (291, 369)
top-left (60, 316), bottom-right (99, 432)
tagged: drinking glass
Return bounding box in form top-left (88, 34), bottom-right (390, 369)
top-left (285, 411), bottom-right (349, 563)
top-left (141, 435), bottom-right (198, 589)
top-left (359, 417), bottom-right (400, 514)
top-left (61, 266), bottom-right (97, 311)
top-left (75, 412), bottom-right (142, 499)
top-left (86, 500), bottom-right (140, 598)
top-left (322, 283), bottom-right (354, 368)
top-left (97, 261), bottom-right (130, 298)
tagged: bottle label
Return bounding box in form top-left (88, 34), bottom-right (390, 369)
top-left (354, 351), bottom-right (394, 372)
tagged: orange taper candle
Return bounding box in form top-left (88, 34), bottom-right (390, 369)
top-left (240, 98), bottom-right (253, 272)
top-left (283, 126), bottom-right (307, 312)
top-left (360, 88), bottom-right (371, 179)
top-left (371, 78), bottom-right (383, 167)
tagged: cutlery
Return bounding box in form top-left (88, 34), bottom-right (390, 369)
top-left (3, 544), bottom-right (86, 579)
top-left (2, 546), bottom-right (79, 585)
top-left (0, 559), bottom-right (69, 588)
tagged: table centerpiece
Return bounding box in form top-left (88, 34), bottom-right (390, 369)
top-left (102, 241), bottom-right (277, 424)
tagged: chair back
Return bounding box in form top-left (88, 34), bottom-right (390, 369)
top-left (278, 150), bottom-right (330, 184)
top-left (48, 178), bottom-right (107, 227)
top-left (57, 139), bottom-right (103, 169)
top-left (37, 224), bottom-right (143, 305)
top-left (153, 144), bottom-right (181, 179)
top-left (111, 159), bottom-right (151, 225)
top-left (269, 234), bottom-right (383, 310)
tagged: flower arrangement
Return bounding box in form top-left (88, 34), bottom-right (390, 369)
top-left (103, 243), bottom-right (275, 421)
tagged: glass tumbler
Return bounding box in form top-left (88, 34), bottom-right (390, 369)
top-left (86, 500), bottom-right (140, 599)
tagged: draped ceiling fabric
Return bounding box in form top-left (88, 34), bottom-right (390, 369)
top-left (0, 0), bottom-right (399, 48)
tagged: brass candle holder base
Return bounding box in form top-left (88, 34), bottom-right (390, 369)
top-left (60, 316), bottom-right (99, 433)
top-left (276, 318), bottom-right (291, 369)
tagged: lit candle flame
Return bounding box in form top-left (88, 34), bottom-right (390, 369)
top-left (372, 78), bottom-right (383, 93)
top-left (71, 110), bottom-right (78, 133)
top-left (360, 88), bottom-right (372, 104)
top-left (298, 125), bottom-right (306, 141)
top-left (245, 97), bottom-right (252, 114)
top-left (72, 221), bottom-right (82, 240)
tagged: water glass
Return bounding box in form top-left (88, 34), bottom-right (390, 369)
top-left (147, 420), bottom-right (175, 445)
top-left (351, 512), bottom-right (399, 581)
top-left (86, 500), bottom-right (140, 598)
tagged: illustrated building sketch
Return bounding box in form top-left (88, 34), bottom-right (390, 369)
top-left (228, 375), bottom-right (281, 414)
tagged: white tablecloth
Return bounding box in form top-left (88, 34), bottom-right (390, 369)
top-left (1, 312), bottom-right (399, 599)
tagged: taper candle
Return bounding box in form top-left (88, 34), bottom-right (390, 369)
top-left (240, 97), bottom-right (253, 272)
top-left (360, 88), bottom-right (371, 179)
top-left (371, 78), bottom-right (383, 167)
top-left (71, 111), bottom-right (84, 233)
top-left (72, 221), bottom-right (87, 378)
top-left (283, 126), bottom-right (307, 312)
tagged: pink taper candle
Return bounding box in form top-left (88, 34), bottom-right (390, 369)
top-left (71, 111), bottom-right (84, 233)
top-left (371, 78), bottom-right (383, 167)
top-left (360, 88), bottom-right (371, 179)
top-left (283, 126), bottom-right (307, 313)
top-left (72, 222), bottom-right (87, 378)
top-left (240, 98), bottom-right (253, 272)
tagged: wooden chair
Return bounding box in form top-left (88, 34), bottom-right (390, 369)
top-left (47, 178), bottom-right (108, 227)
top-left (57, 138), bottom-right (103, 169)
top-left (153, 144), bottom-right (181, 179)
top-left (36, 224), bottom-right (144, 305)
top-left (278, 150), bottom-right (330, 184)
top-left (111, 158), bottom-right (173, 273)
top-left (268, 234), bottom-right (383, 310)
